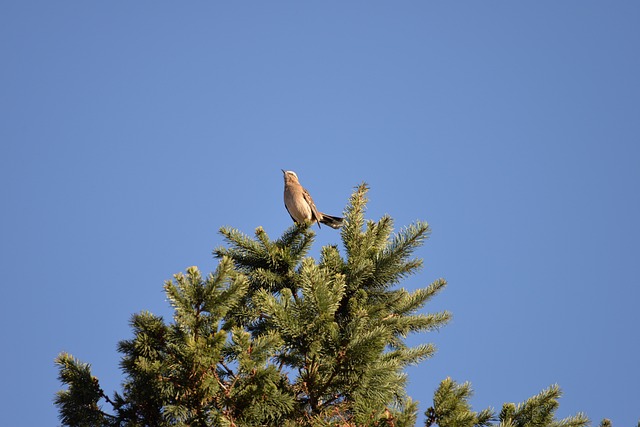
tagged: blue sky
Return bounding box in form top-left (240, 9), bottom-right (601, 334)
top-left (1, 2), bottom-right (639, 425)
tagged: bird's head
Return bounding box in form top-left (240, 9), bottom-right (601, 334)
top-left (282, 170), bottom-right (299, 182)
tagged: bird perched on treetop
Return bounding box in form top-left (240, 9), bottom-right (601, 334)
top-left (282, 170), bottom-right (344, 229)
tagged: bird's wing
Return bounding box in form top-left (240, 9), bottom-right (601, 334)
top-left (302, 187), bottom-right (322, 225)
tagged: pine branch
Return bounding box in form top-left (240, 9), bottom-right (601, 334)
top-left (55, 353), bottom-right (112, 426)
top-left (341, 183), bottom-right (370, 260)
top-left (500, 384), bottom-right (590, 427)
top-left (429, 377), bottom-right (495, 427)
top-left (371, 221), bottom-right (431, 289)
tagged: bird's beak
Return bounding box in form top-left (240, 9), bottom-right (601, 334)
top-left (281, 169), bottom-right (286, 174)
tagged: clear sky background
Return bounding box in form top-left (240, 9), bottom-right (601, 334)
top-left (1, 2), bottom-right (639, 426)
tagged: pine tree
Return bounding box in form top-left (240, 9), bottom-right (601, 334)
top-left (55, 184), bottom-right (598, 427)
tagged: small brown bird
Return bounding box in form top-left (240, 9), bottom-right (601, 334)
top-left (282, 170), bottom-right (343, 229)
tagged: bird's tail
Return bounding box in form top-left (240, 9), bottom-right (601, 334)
top-left (319, 213), bottom-right (344, 229)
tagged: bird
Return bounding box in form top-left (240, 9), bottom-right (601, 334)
top-left (282, 170), bottom-right (344, 229)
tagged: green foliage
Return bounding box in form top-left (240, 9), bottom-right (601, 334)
top-left (426, 378), bottom-right (493, 427)
top-left (55, 353), bottom-right (110, 426)
top-left (55, 183), bottom-right (597, 427)
top-left (425, 379), bottom-right (589, 427)
top-left (496, 385), bottom-right (589, 427)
